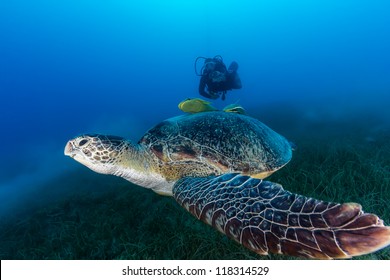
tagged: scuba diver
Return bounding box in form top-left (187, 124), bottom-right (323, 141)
top-left (195, 55), bottom-right (242, 100)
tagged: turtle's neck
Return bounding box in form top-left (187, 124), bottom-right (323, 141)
top-left (112, 140), bottom-right (173, 195)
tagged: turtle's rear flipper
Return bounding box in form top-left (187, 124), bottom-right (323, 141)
top-left (173, 174), bottom-right (390, 259)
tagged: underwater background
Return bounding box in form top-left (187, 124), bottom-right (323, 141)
top-left (0, 0), bottom-right (389, 259)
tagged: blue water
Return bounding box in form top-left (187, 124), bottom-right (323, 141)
top-left (0, 0), bottom-right (389, 217)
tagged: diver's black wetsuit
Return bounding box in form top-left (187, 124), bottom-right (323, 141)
top-left (199, 58), bottom-right (242, 100)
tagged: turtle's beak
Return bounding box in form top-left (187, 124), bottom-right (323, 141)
top-left (64, 140), bottom-right (75, 158)
top-left (64, 136), bottom-right (118, 175)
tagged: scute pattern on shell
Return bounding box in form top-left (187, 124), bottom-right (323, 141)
top-left (139, 112), bottom-right (292, 180)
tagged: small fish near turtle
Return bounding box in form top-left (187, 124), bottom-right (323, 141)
top-left (65, 111), bottom-right (390, 259)
top-left (178, 98), bottom-right (217, 113)
top-left (179, 98), bottom-right (246, 114)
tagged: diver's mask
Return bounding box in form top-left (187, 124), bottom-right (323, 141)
top-left (210, 71), bottom-right (226, 82)
top-left (204, 61), bottom-right (216, 72)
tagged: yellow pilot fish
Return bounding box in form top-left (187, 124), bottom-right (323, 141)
top-left (178, 98), bottom-right (217, 113)
top-left (223, 103), bottom-right (246, 114)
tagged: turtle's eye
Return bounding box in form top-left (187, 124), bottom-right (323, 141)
top-left (78, 139), bottom-right (89, 147)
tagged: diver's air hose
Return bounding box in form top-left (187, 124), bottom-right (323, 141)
top-left (194, 56), bottom-right (208, 76)
top-left (194, 55), bottom-right (223, 76)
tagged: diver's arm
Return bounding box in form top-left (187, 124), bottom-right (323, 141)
top-left (199, 76), bottom-right (216, 98)
top-left (232, 72), bottom-right (242, 89)
top-left (199, 76), bottom-right (219, 99)
top-left (199, 76), bottom-right (208, 96)
top-left (226, 71), bottom-right (242, 90)
top-left (227, 61), bottom-right (241, 89)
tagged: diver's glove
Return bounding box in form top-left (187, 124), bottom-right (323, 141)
top-left (208, 91), bottom-right (220, 99)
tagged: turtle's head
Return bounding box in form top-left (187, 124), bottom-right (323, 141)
top-left (64, 134), bottom-right (130, 175)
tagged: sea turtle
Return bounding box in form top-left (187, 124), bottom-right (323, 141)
top-left (64, 111), bottom-right (390, 259)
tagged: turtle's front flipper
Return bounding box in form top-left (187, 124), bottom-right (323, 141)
top-left (173, 174), bottom-right (390, 259)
